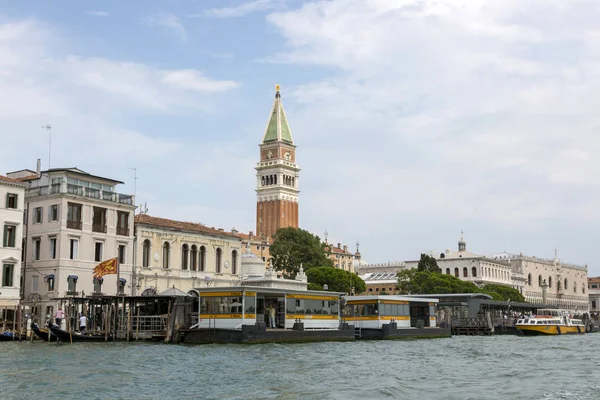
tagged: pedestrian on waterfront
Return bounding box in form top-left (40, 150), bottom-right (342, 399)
top-left (79, 314), bottom-right (87, 333)
top-left (268, 305), bottom-right (276, 328)
top-left (55, 307), bottom-right (65, 326)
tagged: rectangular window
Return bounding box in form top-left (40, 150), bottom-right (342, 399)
top-left (6, 193), bottom-right (18, 209)
top-left (70, 239), bottom-right (79, 260)
top-left (117, 212), bottom-right (129, 236)
top-left (49, 205), bottom-right (59, 221)
top-left (95, 242), bottom-right (103, 262)
top-left (34, 207), bottom-right (43, 223)
top-left (67, 276), bottom-right (77, 292)
top-left (33, 238), bottom-right (41, 260)
top-left (118, 245), bottom-right (126, 264)
top-left (67, 203), bottom-right (82, 230)
top-left (2, 264), bottom-right (14, 287)
top-left (92, 207), bottom-right (107, 233)
top-left (32, 275), bottom-right (39, 293)
top-left (3, 225), bottom-right (16, 248)
top-left (49, 238), bottom-right (57, 259)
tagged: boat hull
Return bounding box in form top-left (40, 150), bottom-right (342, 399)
top-left (49, 325), bottom-right (114, 343)
top-left (31, 323), bottom-right (59, 342)
top-left (517, 324), bottom-right (584, 336)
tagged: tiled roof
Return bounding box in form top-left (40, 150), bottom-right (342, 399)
top-left (236, 231), bottom-right (273, 243)
top-left (0, 175), bottom-right (26, 185)
top-left (15, 174), bottom-right (37, 182)
top-left (134, 214), bottom-right (241, 239)
top-left (262, 88), bottom-right (294, 144)
top-left (326, 245), bottom-right (354, 256)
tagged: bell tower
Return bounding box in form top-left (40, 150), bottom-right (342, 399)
top-left (255, 85), bottom-right (300, 239)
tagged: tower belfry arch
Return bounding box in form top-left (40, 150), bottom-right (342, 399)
top-left (255, 85), bottom-right (300, 239)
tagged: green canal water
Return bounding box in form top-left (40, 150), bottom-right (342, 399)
top-left (1, 335), bottom-right (598, 399)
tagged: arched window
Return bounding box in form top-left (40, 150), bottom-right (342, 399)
top-left (142, 239), bottom-right (151, 268)
top-left (199, 246), bottom-right (206, 271)
top-left (231, 250), bottom-right (238, 274)
top-left (190, 245), bottom-right (198, 271)
top-left (472, 267), bottom-right (477, 277)
top-left (454, 268), bottom-right (459, 277)
top-left (528, 273), bottom-right (532, 286)
top-left (463, 267), bottom-right (468, 277)
top-left (445, 268), bottom-right (450, 275)
top-left (548, 277), bottom-right (552, 290)
top-left (582, 284), bottom-right (585, 294)
top-left (261, 176), bottom-right (265, 186)
top-left (274, 174), bottom-right (277, 184)
top-left (564, 278), bottom-right (568, 291)
top-left (162, 242), bottom-right (170, 269)
top-left (538, 275), bottom-right (542, 287)
top-left (181, 244), bottom-right (189, 270)
top-left (216, 248), bottom-right (222, 273)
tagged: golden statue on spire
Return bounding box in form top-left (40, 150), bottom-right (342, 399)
top-left (275, 84), bottom-right (280, 92)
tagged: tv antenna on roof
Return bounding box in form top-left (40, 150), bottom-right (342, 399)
top-left (130, 168), bottom-right (138, 199)
top-left (42, 124), bottom-right (52, 170)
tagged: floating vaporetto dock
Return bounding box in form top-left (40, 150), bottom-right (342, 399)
top-left (343, 295), bottom-right (451, 339)
top-left (181, 286), bottom-right (354, 344)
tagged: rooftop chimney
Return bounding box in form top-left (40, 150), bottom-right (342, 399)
top-left (343, 245), bottom-right (348, 253)
top-left (249, 231), bottom-right (253, 240)
top-left (337, 242), bottom-right (341, 250)
top-left (36, 159), bottom-right (41, 178)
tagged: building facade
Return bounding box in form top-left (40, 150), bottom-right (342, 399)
top-left (7, 166), bottom-right (135, 319)
top-left (588, 277), bottom-right (600, 315)
top-left (133, 214), bottom-right (243, 295)
top-left (0, 175), bottom-right (26, 310)
top-left (255, 85), bottom-right (300, 239)
top-left (325, 240), bottom-right (357, 273)
top-left (494, 251), bottom-right (589, 311)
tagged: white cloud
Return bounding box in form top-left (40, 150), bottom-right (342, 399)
top-left (199, 0), bottom-right (277, 18)
top-left (0, 19), bottom-right (242, 220)
top-left (264, 0), bottom-right (600, 268)
top-left (162, 69), bottom-right (240, 92)
top-left (85, 11), bottom-right (109, 17)
top-left (144, 14), bottom-right (187, 42)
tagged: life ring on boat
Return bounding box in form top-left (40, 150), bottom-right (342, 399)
top-left (556, 326), bottom-right (561, 335)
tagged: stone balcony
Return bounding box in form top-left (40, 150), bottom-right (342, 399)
top-left (28, 183), bottom-right (134, 206)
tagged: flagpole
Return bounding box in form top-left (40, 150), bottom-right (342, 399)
top-left (116, 256), bottom-right (120, 295)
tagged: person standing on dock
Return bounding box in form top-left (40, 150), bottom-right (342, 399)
top-left (55, 307), bottom-right (65, 327)
top-left (268, 305), bottom-right (276, 329)
top-left (79, 314), bottom-right (87, 333)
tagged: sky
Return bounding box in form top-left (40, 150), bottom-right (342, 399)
top-left (1, 0), bottom-right (599, 274)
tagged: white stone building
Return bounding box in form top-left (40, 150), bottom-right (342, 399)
top-left (133, 213), bottom-right (244, 295)
top-left (492, 250), bottom-right (589, 311)
top-left (6, 165), bottom-right (135, 319)
top-left (0, 175), bottom-right (26, 310)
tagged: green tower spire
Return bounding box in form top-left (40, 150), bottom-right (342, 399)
top-left (262, 84), bottom-right (295, 144)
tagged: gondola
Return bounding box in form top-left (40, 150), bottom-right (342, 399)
top-left (0, 332), bottom-right (26, 341)
top-left (31, 322), bottom-right (59, 342)
top-left (49, 324), bottom-right (114, 342)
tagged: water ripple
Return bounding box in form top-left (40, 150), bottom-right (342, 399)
top-left (0, 335), bottom-right (598, 399)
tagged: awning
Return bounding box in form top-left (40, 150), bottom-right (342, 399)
top-left (44, 274), bottom-right (55, 282)
top-left (67, 275), bottom-right (78, 281)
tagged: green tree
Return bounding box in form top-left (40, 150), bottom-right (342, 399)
top-left (397, 269), bottom-right (480, 295)
top-left (417, 253), bottom-right (442, 273)
top-left (269, 227), bottom-right (333, 277)
top-left (306, 267), bottom-right (366, 294)
top-left (481, 284), bottom-right (525, 302)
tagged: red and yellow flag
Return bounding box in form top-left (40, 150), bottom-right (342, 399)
top-left (93, 257), bottom-right (118, 279)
